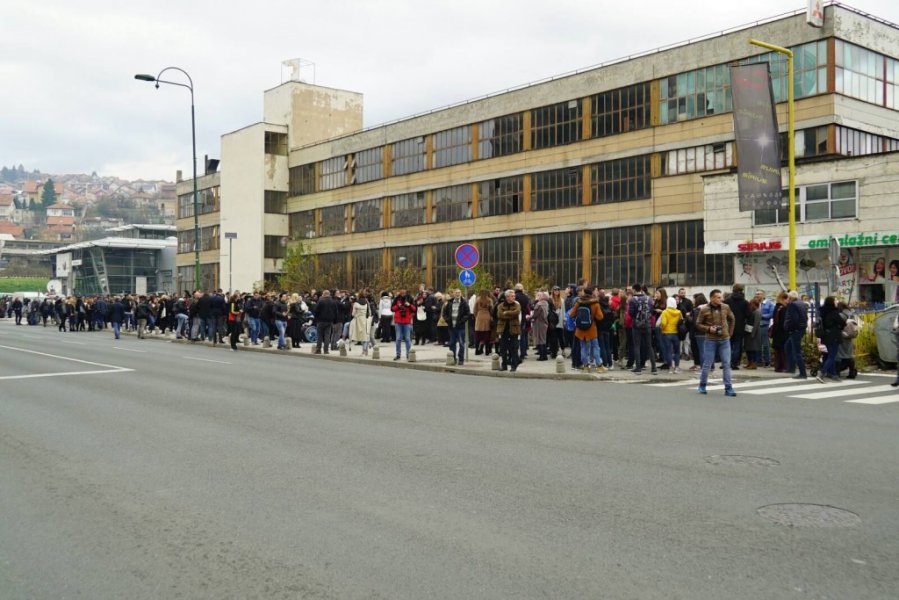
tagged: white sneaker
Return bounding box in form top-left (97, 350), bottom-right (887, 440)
top-left (673, 367), bottom-right (680, 374)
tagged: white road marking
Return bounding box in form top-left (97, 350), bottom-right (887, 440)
top-left (845, 396), bottom-right (899, 405)
top-left (57, 340), bottom-right (87, 345)
top-left (0, 343), bottom-right (133, 380)
top-left (181, 356), bottom-right (232, 365)
top-left (705, 378), bottom-right (804, 391)
top-left (647, 379), bottom-right (721, 387)
top-left (113, 347), bottom-right (147, 353)
top-left (792, 384), bottom-right (899, 400)
top-left (741, 380), bottom-right (865, 395)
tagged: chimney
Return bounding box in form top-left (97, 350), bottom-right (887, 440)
top-left (176, 170), bottom-right (183, 182)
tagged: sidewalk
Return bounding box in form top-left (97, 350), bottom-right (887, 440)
top-left (122, 328), bottom-right (806, 384)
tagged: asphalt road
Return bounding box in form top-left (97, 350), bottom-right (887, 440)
top-left (1, 322), bottom-right (898, 599)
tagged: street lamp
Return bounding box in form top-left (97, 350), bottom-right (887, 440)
top-left (134, 67), bottom-right (201, 290)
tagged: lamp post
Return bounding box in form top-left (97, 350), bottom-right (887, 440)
top-left (134, 67), bottom-right (201, 290)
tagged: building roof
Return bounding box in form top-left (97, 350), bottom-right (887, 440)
top-left (46, 202), bottom-right (72, 210)
top-left (103, 224), bottom-right (177, 233)
top-left (22, 181), bottom-right (39, 193)
top-left (35, 236), bottom-right (176, 255)
top-left (0, 221), bottom-right (24, 237)
top-left (0, 194), bottom-right (14, 207)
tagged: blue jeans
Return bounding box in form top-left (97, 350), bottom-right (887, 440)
top-left (663, 333), bottom-right (680, 367)
top-left (175, 313), bottom-right (189, 338)
top-left (448, 327), bottom-right (466, 364)
top-left (275, 320), bottom-right (287, 349)
top-left (700, 338), bottom-right (733, 389)
top-left (394, 323), bottom-right (412, 358)
top-left (822, 340), bottom-right (839, 377)
top-left (579, 337), bottom-right (602, 368)
top-left (787, 330), bottom-right (806, 377)
top-left (247, 317), bottom-right (260, 343)
top-left (598, 331), bottom-right (612, 367)
top-left (205, 317), bottom-right (217, 341)
top-left (112, 321), bottom-right (121, 339)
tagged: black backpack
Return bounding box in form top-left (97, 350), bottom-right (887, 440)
top-left (575, 304), bottom-right (593, 331)
top-left (547, 307), bottom-right (559, 328)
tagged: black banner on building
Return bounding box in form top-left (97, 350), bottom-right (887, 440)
top-left (730, 63), bottom-right (782, 212)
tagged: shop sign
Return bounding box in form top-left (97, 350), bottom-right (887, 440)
top-left (737, 241), bottom-right (782, 252)
top-left (806, 232), bottom-right (899, 249)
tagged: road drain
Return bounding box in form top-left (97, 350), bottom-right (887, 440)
top-left (757, 503), bottom-right (861, 528)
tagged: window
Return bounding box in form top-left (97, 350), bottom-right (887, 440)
top-left (532, 168), bottom-right (582, 211)
top-left (264, 190), bottom-right (287, 214)
top-left (432, 125), bottom-right (472, 168)
top-left (264, 131), bottom-right (288, 155)
top-left (289, 210), bottom-right (316, 240)
top-left (478, 237), bottom-right (522, 289)
top-left (531, 100), bottom-right (583, 150)
top-left (662, 142), bottom-right (734, 175)
top-left (591, 83), bottom-right (650, 138)
top-left (591, 226), bottom-right (651, 288)
top-left (289, 163), bottom-right (316, 196)
top-left (391, 137), bottom-right (426, 176)
top-left (753, 181), bottom-right (857, 225)
top-left (264, 235), bottom-right (286, 259)
top-left (319, 156), bottom-right (346, 191)
top-left (836, 40), bottom-right (886, 106)
top-left (200, 225), bottom-right (220, 252)
top-left (352, 249), bottom-right (382, 288)
top-left (478, 176), bottom-right (523, 217)
top-left (591, 155), bottom-right (651, 204)
top-left (659, 220), bottom-right (731, 286)
top-left (531, 232), bottom-right (582, 288)
top-left (660, 64), bottom-right (732, 124)
top-left (353, 147), bottom-right (383, 184)
top-left (178, 186), bottom-right (219, 219)
top-left (432, 185), bottom-right (472, 223)
top-left (779, 127), bottom-right (829, 161)
top-left (317, 253), bottom-right (348, 289)
top-left (743, 40), bottom-right (827, 103)
top-left (836, 126), bottom-right (899, 156)
top-left (177, 230), bottom-right (195, 254)
top-left (178, 264), bottom-right (217, 295)
top-left (391, 192), bottom-right (427, 228)
top-left (432, 242), bottom-right (458, 291)
top-left (352, 199), bottom-right (383, 233)
top-left (478, 114), bottom-right (523, 159)
top-left (320, 205), bottom-right (347, 236)
top-left (390, 245), bottom-right (426, 272)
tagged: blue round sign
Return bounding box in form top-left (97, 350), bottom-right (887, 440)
top-left (458, 269), bottom-right (477, 287)
top-left (455, 243), bottom-right (480, 269)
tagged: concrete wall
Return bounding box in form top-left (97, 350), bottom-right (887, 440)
top-left (264, 82), bottom-right (363, 150)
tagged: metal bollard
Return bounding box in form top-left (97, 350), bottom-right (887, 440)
top-left (408, 349), bottom-right (416, 363)
top-left (372, 346), bottom-right (380, 360)
top-left (491, 353), bottom-right (500, 371)
top-left (262, 336), bottom-right (271, 348)
top-left (556, 355), bottom-right (566, 374)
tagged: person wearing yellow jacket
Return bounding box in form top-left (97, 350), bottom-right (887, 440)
top-left (659, 297), bottom-right (684, 373)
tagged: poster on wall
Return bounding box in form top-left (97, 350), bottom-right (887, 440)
top-left (55, 253), bottom-right (71, 278)
top-left (835, 247), bottom-right (858, 301)
top-left (734, 251), bottom-right (829, 291)
top-left (857, 248), bottom-right (899, 304)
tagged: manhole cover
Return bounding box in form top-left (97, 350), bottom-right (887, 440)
top-left (705, 455), bottom-right (781, 467)
top-left (757, 504), bottom-right (861, 528)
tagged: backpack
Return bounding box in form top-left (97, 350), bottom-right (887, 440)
top-left (677, 316), bottom-right (687, 339)
top-left (575, 304), bottom-right (593, 331)
top-left (633, 296), bottom-right (651, 329)
top-left (547, 307), bottom-right (559, 328)
top-left (842, 318), bottom-right (859, 339)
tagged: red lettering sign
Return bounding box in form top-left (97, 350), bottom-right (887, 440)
top-left (737, 241), bottom-right (782, 252)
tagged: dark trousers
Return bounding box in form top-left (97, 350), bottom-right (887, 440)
top-left (316, 323), bottom-right (333, 353)
top-left (229, 320), bottom-right (240, 349)
top-left (378, 315), bottom-right (393, 341)
top-left (599, 331), bottom-right (612, 367)
top-left (499, 332), bottom-right (519, 369)
top-left (633, 327), bottom-right (656, 372)
top-left (730, 334), bottom-right (744, 368)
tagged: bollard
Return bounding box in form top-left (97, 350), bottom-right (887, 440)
top-left (491, 353), bottom-right (500, 371)
top-left (262, 336), bottom-right (271, 348)
top-left (372, 346), bottom-right (380, 360)
top-left (340, 343), bottom-right (348, 357)
top-left (243, 335), bottom-right (249, 347)
top-left (556, 355), bottom-right (567, 374)
top-left (408, 349), bottom-right (416, 363)
top-left (446, 351), bottom-right (456, 367)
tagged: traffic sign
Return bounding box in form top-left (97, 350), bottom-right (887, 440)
top-left (458, 269), bottom-right (477, 287)
top-left (455, 243), bottom-right (480, 269)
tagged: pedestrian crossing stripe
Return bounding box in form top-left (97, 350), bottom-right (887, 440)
top-left (791, 384), bottom-right (899, 400)
top-left (845, 396), bottom-right (899, 405)
top-left (647, 376), bottom-right (899, 405)
top-left (741, 380), bottom-right (861, 395)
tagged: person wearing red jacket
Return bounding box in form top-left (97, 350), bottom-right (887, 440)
top-left (391, 288), bottom-right (415, 360)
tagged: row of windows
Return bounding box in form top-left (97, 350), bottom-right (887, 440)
top-left (177, 225), bottom-right (220, 254)
top-left (288, 155), bottom-right (652, 238)
top-left (753, 181), bottom-right (858, 225)
top-left (177, 187), bottom-right (220, 219)
top-left (835, 40), bottom-right (899, 109)
top-left (308, 221), bottom-right (729, 290)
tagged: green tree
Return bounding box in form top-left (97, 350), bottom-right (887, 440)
top-left (367, 265), bottom-right (425, 294)
top-left (277, 243), bottom-right (317, 292)
top-left (38, 178), bottom-right (57, 211)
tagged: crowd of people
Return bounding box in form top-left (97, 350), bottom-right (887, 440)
top-left (3, 281), bottom-right (897, 389)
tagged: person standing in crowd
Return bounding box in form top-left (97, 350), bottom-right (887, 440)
top-left (724, 283), bottom-right (749, 370)
top-left (11, 297), bottom-right (23, 325)
top-left (313, 290), bottom-right (338, 355)
top-left (688, 293), bottom-right (708, 371)
top-left (530, 290), bottom-right (550, 362)
top-left (495, 289), bottom-right (521, 372)
top-left (659, 297), bottom-right (683, 374)
top-left (757, 289), bottom-right (775, 367)
top-left (819, 296), bottom-right (845, 381)
top-left (770, 291), bottom-right (790, 372)
top-left (548, 286), bottom-right (565, 359)
top-left (227, 292), bottom-right (243, 351)
top-left (441, 288), bottom-right (472, 365)
top-left (743, 299), bottom-right (762, 369)
top-left (836, 301), bottom-right (858, 379)
top-left (109, 296), bottom-right (125, 340)
top-left (569, 286), bottom-right (605, 372)
top-left (514, 284), bottom-right (532, 361)
top-left (563, 283), bottom-right (581, 370)
top-left (391, 287), bottom-right (415, 360)
top-left (135, 295), bottom-right (151, 339)
top-left (696, 289), bottom-right (737, 397)
top-left (350, 292), bottom-right (373, 356)
top-left (473, 289), bottom-right (495, 356)
top-left (288, 293), bottom-right (307, 349)
top-left (628, 283), bottom-right (657, 375)
top-left (597, 290), bottom-right (614, 370)
top-left (211, 290), bottom-right (227, 344)
top-left (378, 292), bottom-right (394, 343)
top-left (273, 293), bottom-right (289, 350)
top-left (243, 291), bottom-right (262, 345)
top-left (413, 292), bottom-right (429, 346)
top-left (783, 290), bottom-right (809, 379)
top-left (652, 288), bottom-right (667, 366)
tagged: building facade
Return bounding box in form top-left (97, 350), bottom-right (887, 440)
top-left (181, 3), bottom-right (899, 296)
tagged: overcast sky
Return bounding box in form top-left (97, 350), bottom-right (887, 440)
top-left (2, 1), bottom-right (897, 182)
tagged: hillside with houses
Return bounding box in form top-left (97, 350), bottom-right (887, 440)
top-left (0, 167), bottom-right (175, 243)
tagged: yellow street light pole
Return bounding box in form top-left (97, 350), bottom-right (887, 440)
top-left (749, 39), bottom-right (796, 290)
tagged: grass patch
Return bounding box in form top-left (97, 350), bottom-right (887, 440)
top-left (0, 277), bottom-right (47, 294)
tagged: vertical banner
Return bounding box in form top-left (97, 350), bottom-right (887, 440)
top-left (730, 63), bottom-right (782, 212)
top-left (807, 0), bottom-right (824, 28)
